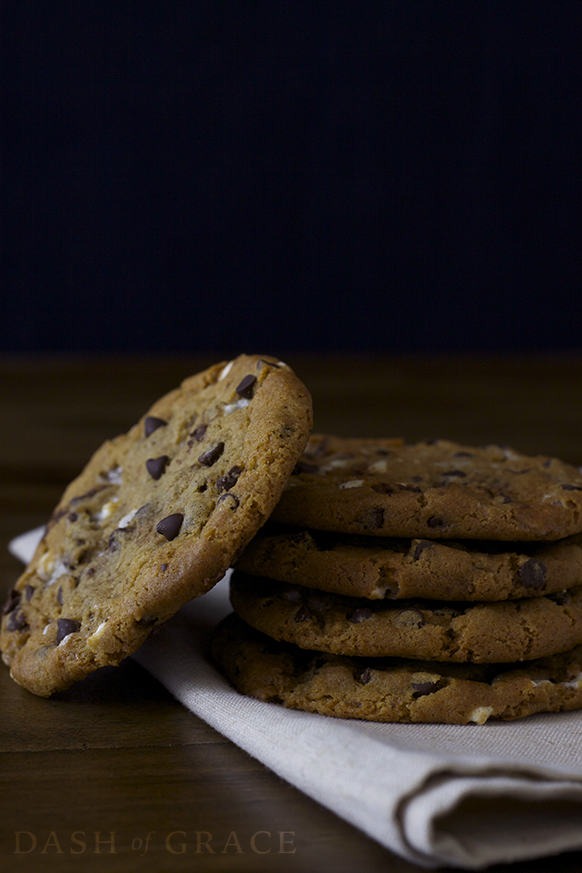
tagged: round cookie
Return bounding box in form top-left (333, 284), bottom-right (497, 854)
top-left (229, 572), bottom-right (582, 663)
top-left (211, 612), bottom-right (582, 725)
top-left (270, 434), bottom-right (582, 541)
top-left (0, 354), bottom-right (313, 697)
top-left (236, 526), bottom-right (582, 601)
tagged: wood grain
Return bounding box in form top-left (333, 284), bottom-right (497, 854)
top-left (2, 353), bottom-right (582, 873)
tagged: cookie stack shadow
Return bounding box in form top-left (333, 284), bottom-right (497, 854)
top-left (211, 435), bottom-right (582, 724)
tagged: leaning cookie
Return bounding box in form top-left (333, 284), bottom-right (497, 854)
top-left (236, 526), bottom-right (582, 601)
top-left (211, 612), bottom-right (582, 725)
top-left (230, 572), bottom-right (582, 663)
top-left (0, 354), bottom-right (312, 697)
top-left (271, 435), bottom-right (582, 540)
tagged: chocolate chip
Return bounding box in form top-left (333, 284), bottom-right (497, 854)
top-left (257, 359), bottom-right (280, 369)
top-left (70, 486), bottom-right (105, 506)
top-left (160, 563), bottom-right (168, 571)
top-left (562, 484), bottom-right (582, 491)
top-left (68, 512), bottom-right (78, 522)
top-left (288, 530), bottom-right (314, 546)
top-left (370, 508), bottom-right (384, 529)
top-left (294, 605), bottom-right (311, 622)
top-left (136, 503), bottom-right (151, 516)
top-left (413, 540), bottom-right (433, 560)
top-left (427, 516), bottom-right (444, 528)
top-left (25, 585), bottom-right (35, 601)
top-left (56, 618), bottom-right (81, 644)
top-left (2, 588), bottom-right (21, 615)
top-left (190, 423), bottom-right (207, 443)
top-left (548, 590), bottom-right (571, 605)
top-left (198, 441), bottom-right (224, 467)
top-left (7, 610), bottom-right (28, 632)
top-left (145, 416), bottom-right (167, 437)
top-left (356, 667), bottom-right (373, 685)
top-left (412, 680), bottom-right (440, 697)
top-left (519, 558), bottom-right (547, 590)
top-left (156, 513), bottom-right (184, 541)
top-left (357, 506), bottom-right (385, 529)
top-left (371, 482), bottom-right (394, 494)
top-left (235, 374), bottom-right (257, 399)
top-left (216, 465), bottom-right (243, 492)
top-left (135, 616), bottom-right (158, 627)
top-left (293, 461), bottom-right (319, 475)
top-left (217, 493), bottom-right (240, 509)
top-left (441, 469), bottom-right (467, 478)
top-left (433, 606), bottom-right (460, 618)
top-left (348, 607), bottom-right (373, 623)
top-left (57, 587), bottom-right (63, 605)
top-left (146, 455), bottom-right (170, 480)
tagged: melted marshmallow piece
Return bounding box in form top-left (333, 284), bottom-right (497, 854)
top-left (106, 466), bottom-right (123, 485)
top-left (118, 509), bottom-right (138, 529)
top-left (87, 621), bottom-right (108, 647)
top-left (218, 361), bottom-right (233, 381)
top-left (224, 398), bottom-right (249, 415)
top-left (469, 706), bottom-right (493, 725)
top-left (97, 497), bottom-right (120, 521)
top-left (46, 558), bottom-right (69, 588)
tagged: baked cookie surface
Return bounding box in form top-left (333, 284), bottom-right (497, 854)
top-left (271, 435), bottom-right (582, 540)
top-left (230, 572), bottom-right (582, 663)
top-left (1, 354), bottom-right (312, 696)
top-left (236, 526), bottom-right (582, 601)
top-left (211, 612), bottom-right (582, 724)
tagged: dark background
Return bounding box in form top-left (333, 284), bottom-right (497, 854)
top-left (1, 1), bottom-right (580, 357)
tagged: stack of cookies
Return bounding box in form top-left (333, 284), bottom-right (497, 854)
top-left (211, 435), bottom-right (582, 724)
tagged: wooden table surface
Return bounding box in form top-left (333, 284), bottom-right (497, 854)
top-left (2, 353), bottom-right (582, 873)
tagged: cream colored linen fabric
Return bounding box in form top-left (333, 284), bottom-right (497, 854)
top-left (10, 528), bottom-right (582, 869)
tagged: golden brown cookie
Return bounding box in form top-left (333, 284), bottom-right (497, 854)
top-left (0, 355), bottom-right (312, 696)
top-left (236, 526), bottom-right (582, 601)
top-left (229, 572), bottom-right (582, 663)
top-left (271, 435), bottom-right (582, 541)
top-left (211, 612), bottom-right (582, 724)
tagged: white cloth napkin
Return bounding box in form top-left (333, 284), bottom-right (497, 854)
top-left (10, 528), bottom-right (582, 870)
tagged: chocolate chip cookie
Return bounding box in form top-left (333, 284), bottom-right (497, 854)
top-left (271, 435), bottom-right (582, 540)
top-left (0, 354), bottom-right (313, 696)
top-left (211, 612), bottom-right (582, 724)
top-left (236, 526), bottom-right (582, 601)
top-left (229, 572), bottom-right (582, 663)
